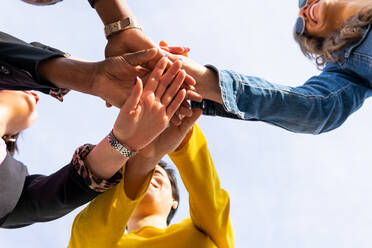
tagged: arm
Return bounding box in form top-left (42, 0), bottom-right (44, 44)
top-left (0, 158), bottom-right (99, 228)
top-left (165, 53), bottom-right (372, 134)
top-left (0, 33), bottom-right (68, 98)
top-left (92, 0), bottom-right (156, 58)
top-left (68, 161), bottom-right (153, 248)
top-left (69, 57), bottom-right (187, 247)
top-left (205, 65), bottom-right (372, 134)
top-left (169, 124), bottom-right (233, 248)
top-left (0, 140), bottom-right (125, 228)
top-left (0, 30), bottom-right (162, 107)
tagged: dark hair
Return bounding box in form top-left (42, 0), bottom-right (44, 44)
top-left (158, 160), bottom-right (180, 225)
top-left (2, 133), bottom-right (19, 155)
top-left (293, 7), bottom-right (372, 67)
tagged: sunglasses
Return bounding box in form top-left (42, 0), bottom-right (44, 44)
top-left (295, 0), bottom-right (308, 35)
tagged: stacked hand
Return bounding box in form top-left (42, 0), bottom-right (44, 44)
top-left (112, 57), bottom-right (187, 151)
top-left (101, 30), bottom-right (202, 122)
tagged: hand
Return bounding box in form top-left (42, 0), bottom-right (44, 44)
top-left (112, 57), bottom-right (187, 151)
top-left (105, 31), bottom-right (200, 99)
top-left (159, 40), bottom-right (190, 57)
top-left (138, 108), bottom-right (202, 160)
top-left (105, 29), bottom-right (165, 69)
top-left (90, 48), bottom-right (161, 108)
top-left (105, 29), bottom-right (156, 57)
top-left (163, 52), bottom-right (221, 104)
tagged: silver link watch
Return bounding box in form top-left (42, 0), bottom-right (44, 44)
top-left (108, 130), bottom-right (138, 157)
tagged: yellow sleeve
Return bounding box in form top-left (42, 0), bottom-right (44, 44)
top-left (169, 124), bottom-right (234, 248)
top-left (68, 165), bottom-right (152, 248)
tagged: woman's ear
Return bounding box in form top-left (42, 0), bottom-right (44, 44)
top-left (171, 200), bottom-right (179, 210)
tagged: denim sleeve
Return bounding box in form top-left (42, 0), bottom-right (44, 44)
top-left (207, 65), bottom-right (372, 134)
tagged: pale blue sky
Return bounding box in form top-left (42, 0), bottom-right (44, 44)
top-left (1, 0), bottom-right (372, 247)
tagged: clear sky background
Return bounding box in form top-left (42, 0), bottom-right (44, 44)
top-left (1, 0), bottom-right (372, 247)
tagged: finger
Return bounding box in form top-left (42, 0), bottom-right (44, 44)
top-left (177, 100), bottom-right (192, 117)
top-left (184, 74), bottom-right (196, 86)
top-left (123, 77), bottom-right (143, 112)
top-left (122, 48), bottom-right (159, 66)
top-left (185, 90), bottom-right (203, 102)
top-left (166, 89), bottom-right (186, 117)
top-left (155, 59), bottom-right (183, 98)
top-left (183, 83), bottom-right (196, 91)
top-left (161, 69), bottom-right (186, 106)
top-left (144, 57), bottom-right (168, 93)
top-left (179, 108), bottom-right (203, 133)
top-left (159, 40), bottom-right (169, 47)
top-left (178, 105), bottom-right (193, 117)
top-left (160, 46), bottom-right (170, 52)
top-left (167, 46), bottom-right (187, 55)
top-left (170, 115), bottom-right (182, 126)
top-left (181, 99), bottom-right (191, 108)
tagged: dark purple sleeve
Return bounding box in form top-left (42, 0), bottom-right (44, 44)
top-left (0, 32), bottom-right (69, 100)
top-left (0, 162), bottom-right (99, 228)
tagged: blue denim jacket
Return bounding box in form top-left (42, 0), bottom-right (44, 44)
top-left (200, 25), bottom-right (372, 134)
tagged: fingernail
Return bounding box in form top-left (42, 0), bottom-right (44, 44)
top-left (184, 47), bottom-right (190, 52)
top-left (134, 76), bottom-right (139, 85)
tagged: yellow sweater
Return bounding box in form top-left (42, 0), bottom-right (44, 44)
top-left (68, 124), bottom-right (234, 248)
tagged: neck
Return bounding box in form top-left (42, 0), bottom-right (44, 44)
top-left (0, 106), bottom-right (11, 137)
top-left (342, 0), bottom-right (372, 18)
top-left (127, 214), bottom-right (167, 232)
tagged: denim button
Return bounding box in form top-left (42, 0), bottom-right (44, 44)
top-left (0, 65), bottom-right (11, 75)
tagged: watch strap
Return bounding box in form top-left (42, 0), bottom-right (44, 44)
top-left (108, 130), bottom-right (138, 157)
top-left (104, 18), bottom-right (142, 39)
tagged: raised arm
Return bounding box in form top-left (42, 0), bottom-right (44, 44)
top-left (169, 124), bottom-right (233, 248)
top-left (0, 31), bottom-right (163, 107)
top-left (69, 57), bottom-right (188, 247)
top-left (165, 53), bottom-right (372, 134)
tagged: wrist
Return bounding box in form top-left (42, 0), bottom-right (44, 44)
top-left (198, 67), bottom-right (222, 103)
top-left (135, 150), bottom-right (163, 164)
top-left (95, 0), bottom-right (134, 25)
top-left (39, 57), bottom-right (96, 95)
top-left (109, 129), bottom-right (139, 157)
top-left (112, 127), bottom-right (141, 152)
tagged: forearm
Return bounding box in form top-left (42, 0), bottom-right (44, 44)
top-left (94, 0), bottom-right (136, 25)
top-left (202, 67), bottom-right (372, 134)
top-left (69, 163), bottom-right (153, 248)
top-left (0, 38), bottom-right (66, 92)
top-left (85, 136), bottom-right (129, 180)
top-left (38, 56), bottom-right (96, 96)
top-left (1, 163), bottom-right (98, 228)
top-left (169, 124), bottom-right (233, 248)
top-left (124, 155), bottom-right (159, 199)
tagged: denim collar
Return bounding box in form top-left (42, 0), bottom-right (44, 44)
top-left (344, 24), bottom-right (372, 59)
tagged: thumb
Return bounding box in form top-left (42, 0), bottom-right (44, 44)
top-left (122, 48), bottom-right (158, 66)
top-left (179, 109), bottom-right (202, 133)
top-left (122, 77), bottom-right (143, 112)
